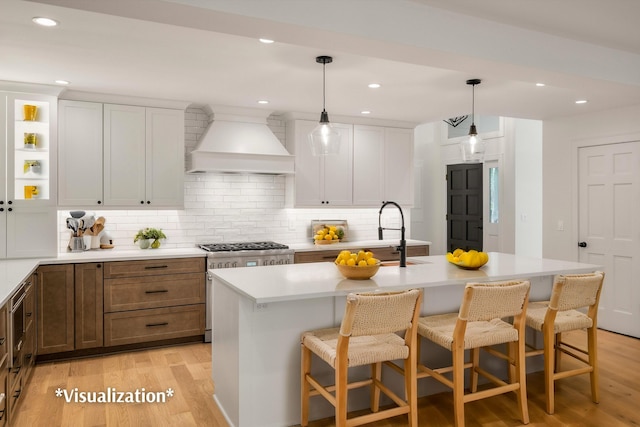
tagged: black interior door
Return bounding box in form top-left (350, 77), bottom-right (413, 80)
top-left (447, 163), bottom-right (483, 252)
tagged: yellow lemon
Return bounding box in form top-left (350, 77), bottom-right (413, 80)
top-left (366, 257), bottom-right (378, 266)
top-left (346, 258), bottom-right (356, 266)
top-left (358, 260), bottom-right (367, 267)
top-left (356, 250), bottom-right (366, 263)
top-left (324, 234), bottom-right (333, 241)
top-left (339, 259), bottom-right (346, 265)
top-left (365, 251), bottom-right (374, 259)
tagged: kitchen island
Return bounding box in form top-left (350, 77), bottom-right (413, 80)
top-left (211, 253), bottom-right (601, 427)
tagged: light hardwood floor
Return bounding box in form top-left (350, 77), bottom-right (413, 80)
top-left (13, 329), bottom-right (640, 426)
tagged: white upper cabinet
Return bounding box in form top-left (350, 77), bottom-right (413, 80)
top-left (60, 101), bottom-right (185, 209)
top-left (104, 104), bottom-right (147, 206)
top-left (58, 100), bottom-right (103, 206)
top-left (353, 125), bottom-right (414, 207)
top-left (144, 107), bottom-right (185, 207)
top-left (286, 120), bottom-right (353, 207)
top-left (1, 92), bottom-right (57, 258)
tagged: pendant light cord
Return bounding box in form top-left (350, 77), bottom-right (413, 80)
top-left (471, 83), bottom-right (475, 125)
top-left (322, 62), bottom-right (327, 112)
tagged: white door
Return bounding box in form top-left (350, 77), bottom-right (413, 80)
top-left (578, 141), bottom-right (640, 337)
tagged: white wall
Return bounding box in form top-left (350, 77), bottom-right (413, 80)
top-left (412, 117), bottom-right (544, 256)
top-left (514, 119), bottom-right (543, 257)
top-left (57, 107), bottom-right (406, 251)
top-left (542, 103), bottom-right (640, 261)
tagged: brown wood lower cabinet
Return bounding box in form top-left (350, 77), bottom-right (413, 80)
top-left (103, 257), bottom-right (206, 347)
top-left (36, 264), bottom-right (75, 355)
top-left (294, 244), bottom-right (429, 264)
top-left (75, 263), bottom-right (104, 350)
top-left (104, 305), bottom-right (205, 346)
top-left (36, 257), bottom-right (205, 359)
top-left (0, 303), bottom-right (7, 427)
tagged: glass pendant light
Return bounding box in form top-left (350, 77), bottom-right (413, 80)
top-left (460, 78), bottom-right (485, 163)
top-left (309, 55), bottom-right (340, 156)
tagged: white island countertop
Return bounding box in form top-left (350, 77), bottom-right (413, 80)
top-left (211, 252), bottom-right (602, 304)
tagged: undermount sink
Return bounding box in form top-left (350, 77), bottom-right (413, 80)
top-left (380, 260), bottom-right (429, 267)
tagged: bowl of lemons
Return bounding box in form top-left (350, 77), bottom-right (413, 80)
top-left (314, 225), bottom-right (344, 244)
top-left (335, 250), bottom-right (381, 279)
top-left (446, 248), bottom-right (489, 270)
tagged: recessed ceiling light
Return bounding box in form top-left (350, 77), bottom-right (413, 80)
top-left (536, 83), bottom-right (545, 87)
top-left (55, 80), bottom-right (70, 85)
top-left (32, 17), bottom-right (58, 27)
top-left (575, 99), bottom-right (588, 104)
top-left (259, 38), bottom-right (274, 44)
top-left (361, 110), bottom-right (371, 115)
top-left (368, 83), bottom-right (381, 89)
top-left (257, 100), bottom-right (269, 104)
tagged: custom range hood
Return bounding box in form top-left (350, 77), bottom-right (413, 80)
top-left (187, 106), bottom-right (294, 174)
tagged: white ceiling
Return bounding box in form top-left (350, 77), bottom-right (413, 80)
top-left (3, 0), bottom-right (640, 125)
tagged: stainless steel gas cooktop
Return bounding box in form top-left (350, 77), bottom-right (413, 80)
top-left (198, 241), bottom-right (290, 252)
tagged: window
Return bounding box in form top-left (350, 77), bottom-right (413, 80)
top-left (489, 167), bottom-right (499, 223)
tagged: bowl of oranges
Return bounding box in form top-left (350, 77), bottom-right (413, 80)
top-left (335, 250), bottom-right (381, 279)
top-left (446, 248), bottom-right (489, 270)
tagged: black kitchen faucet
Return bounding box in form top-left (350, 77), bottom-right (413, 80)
top-left (378, 201), bottom-right (407, 267)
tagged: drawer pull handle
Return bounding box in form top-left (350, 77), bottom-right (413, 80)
top-left (26, 312), bottom-right (32, 317)
top-left (0, 338), bottom-right (5, 345)
top-left (145, 290), bottom-right (169, 294)
top-left (144, 265), bottom-right (169, 270)
top-left (146, 322), bottom-right (169, 328)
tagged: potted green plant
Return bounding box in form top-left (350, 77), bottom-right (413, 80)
top-left (133, 227), bottom-right (167, 249)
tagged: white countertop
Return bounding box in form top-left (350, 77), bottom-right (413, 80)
top-left (288, 239), bottom-right (431, 252)
top-left (0, 259), bottom-right (40, 307)
top-left (40, 247), bottom-right (206, 264)
top-left (0, 248), bottom-right (206, 307)
top-left (211, 252), bottom-right (602, 304)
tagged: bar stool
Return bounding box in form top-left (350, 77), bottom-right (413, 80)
top-left (300, 289), bottom-right (423, 427)
top-left (416, 280), bottom-right (531, 427)
top-left (525, 271), bottom-right (604, 414)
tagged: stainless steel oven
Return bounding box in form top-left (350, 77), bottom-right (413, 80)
top-left (198, 241), bottom-right (294, 342)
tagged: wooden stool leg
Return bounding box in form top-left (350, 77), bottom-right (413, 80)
top-left (335, 359), bottom-right (348, 427)
top-left (470, 348), bottom-right (480, 392)
top-left (453, 346), bottom-right (465, 427)
top-left (405, 355), bottom-right (418, 427)
top-left (515, 340), bottom-right (530, 424)
top-left (588, 326), bottom-right (600, 403)
top-left (301, 344), bottom-right (311, 426)
top-left (371, 362), bottom-right (381, 412)
top-left (544, 326), bottom-right (556, 414)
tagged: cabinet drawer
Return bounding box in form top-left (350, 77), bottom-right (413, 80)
top-left (103, 257), bottom-right (205, 278)
top-left (104, 305), bottom-right (204, 346)
top-left (104, 273), bottom-right (205, 312)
